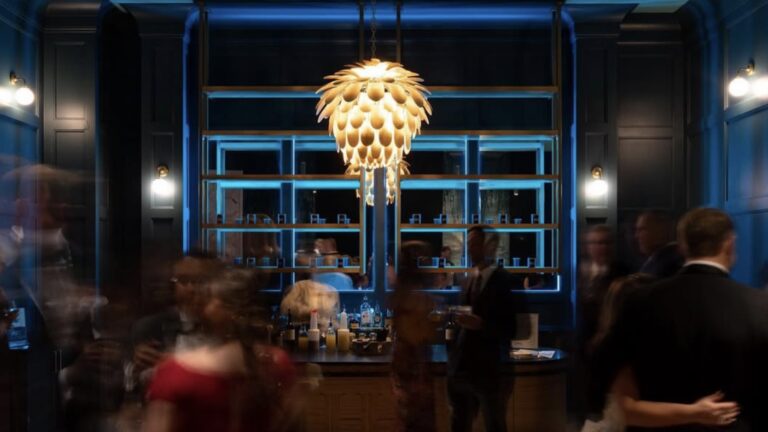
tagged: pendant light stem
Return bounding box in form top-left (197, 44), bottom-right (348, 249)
top-left (358, 0), bottom-right (365, 61)
top-left (370, 0), bottom-right (377, 59)
top-left (396, 0), bottom-right (402, 63)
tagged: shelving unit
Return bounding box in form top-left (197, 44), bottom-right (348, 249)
top-left (195, 4), bottom-right (564, 294)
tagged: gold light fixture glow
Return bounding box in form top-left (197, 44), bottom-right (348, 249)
top-left (316, 58), bottom-right (431, 205)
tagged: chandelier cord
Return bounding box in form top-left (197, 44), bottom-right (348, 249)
top-left (370, 0), bottom-right (377, 59)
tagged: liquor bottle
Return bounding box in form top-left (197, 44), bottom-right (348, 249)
top-left (360, 295), bottom-right (372, 327)
top-left (337, 309), bottom-right (350, 353)
top-left (297, 325), bottom-right (309, 351)
top-left (373, 303), bottom-right (382, 328)
top-left (326, 319), bottom-right (337, 352)
top-left (282, 309), bottom-right (296, 352)
top-left (445, 313), bottom-right (457, 349)
top-left (349, 312), bottom-right (360, 331)
top-left (308, 310), bottom-right (320, 352)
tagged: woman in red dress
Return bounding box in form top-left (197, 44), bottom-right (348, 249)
top-left (144, 269), bottom-right (297, 432)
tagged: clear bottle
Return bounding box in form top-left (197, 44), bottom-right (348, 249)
top-left (308, 310), bottom-right (320, 352)
top-left (445, 313), bottom-right (457, 349)
top-left (360, 295), bottom-right (372, 327)
top-left (325, 319), bottom-right (337, 352)
top-left (349, 312), bottom-right (360, 331)
top-left (373, 303), bottom-right (382, 328)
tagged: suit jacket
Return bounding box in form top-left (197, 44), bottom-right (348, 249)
top-left (638, 242), bottom-right (684, 279)
top-left (447, 267), bottom-right (525, 386)
top-left (606, 264), bottom-right (768, 431)
top-left (577, 261), bottom-right (630, 353)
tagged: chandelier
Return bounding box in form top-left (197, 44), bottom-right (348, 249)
top-left (315, 2), bottom-right (431, 205)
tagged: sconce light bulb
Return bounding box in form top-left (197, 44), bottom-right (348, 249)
top-left (0, 87), bottom-right (12, 105)
top-left (754, 77), bottom-right (768, 98)
top-left (728, 76), bottom-right (750, 97)
top-left (586, 179), bottom-right (608, 198)
top-left (14, 86), bottom-right (35, 106)
top-left (151, 177), bottom-right (174, 197)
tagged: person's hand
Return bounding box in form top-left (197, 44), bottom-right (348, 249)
top-left (691, 391), bottom-right (739, 426)
top-left (80, 340), bottom-right (124, 374)
top-left (133, 341), bottom-right (166, 371)
top-left (455, 313), bottom-right (483, 330)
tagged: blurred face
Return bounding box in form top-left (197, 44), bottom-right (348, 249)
top-left (468, 230), bottom-right (485, 265)
top-left (202, 294), bottom-right (230, 335)
top-left (171, 258), bottom-right (209, 315)
top-left (635, 215), bottom-right (662, 256)
top-left (586, 231), bottom-right (612, 265)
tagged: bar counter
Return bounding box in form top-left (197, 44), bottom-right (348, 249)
top-left (293, 346), bottom-right (568, 432)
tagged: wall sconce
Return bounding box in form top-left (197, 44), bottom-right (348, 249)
top-left (728, 62), bottom-right (754, 97)
top-left (9, 72), bottom-right (35, 106)
top-left (586, 165), bottom-right (608, 198)
top-left (151, 164), bottom-right (174, 196)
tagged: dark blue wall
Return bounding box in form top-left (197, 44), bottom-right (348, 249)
top-left (683, 0), bottom-right (768, 288)
top-left (0, 0), bottom-right (42, 225)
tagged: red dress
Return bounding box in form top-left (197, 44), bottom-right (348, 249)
top-left (147, 346), bottom-right (296, 432)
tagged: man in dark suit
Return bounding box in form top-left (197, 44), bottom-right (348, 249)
top-left (608, 208), bottom-right (768, 431)
top-left (448, 225), bottom-right (525, 432)
top-left (635, 210), bottom-right (683, 279)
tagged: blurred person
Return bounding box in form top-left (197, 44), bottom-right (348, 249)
top-left (129, 252), bottom-right (224, 393)
top-left (58, 298), bottom-right (133, 432)
top-left (634, 211), bottom-right (683, 278)
top-left (576, 225), bottom-right (629, 421)
top-left (144, 269), bottom-right (298, 432)
top-left (600, 208), bottom-right (768, 431)
top-left (390, 240), bottom-right (439, 432)
top-left (585, 275), bottom-right (740, 430)
top-left (447, 225), bottom-right (527, 432)
top-left (280, 279), bottom-right (339, 331)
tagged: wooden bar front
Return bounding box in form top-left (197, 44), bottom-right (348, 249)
top-left (294, 346), bottom-right (567, 432)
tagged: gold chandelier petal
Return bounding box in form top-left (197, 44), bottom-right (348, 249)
top-left (347, 128), bottom-right (359, 147)
top-left (336, 111), bottom-right (348, 130)
top-left (367, 81), bottom-right (385, 101)
top-left (318, 97), bottom-right (340, 120)
top-left (406, 99), bottom-right (421, 117)
top-left (388, 84), bottom-right (408, 104)
top-left (357, 145), bottom-right (368, 160)
top-left (349, 109), bottom-right (364, 129)
top-left (361, 125), bottom-right (375, 146)
top-left (392, 111), bottom-right (406, 129)
top-left (378, 127), bottom-right (392, 146)
top-left (342, 82), bottom-right (362, 102)
top-left (370, 109), bottom-right (386, 129)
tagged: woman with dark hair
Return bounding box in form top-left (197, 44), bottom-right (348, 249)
top-left (390, 241), bottom-right (438, 432)
top-left (143, 269), bottom-right (298, 432)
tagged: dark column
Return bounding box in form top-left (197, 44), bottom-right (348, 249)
top-left (132, 7), bottom-right (190, 308)
top-left (570, 6), bottom-right (631, 231)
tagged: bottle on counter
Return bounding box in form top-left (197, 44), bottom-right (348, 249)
top-left (326, 319), bottom-right (337, 352)
top-left (373, 303), bottom-right (382, 328)
top-left (308, 310), bottom-right (320, 352)
top-left (349, 312), bottom-right (360, 331)
top-left (337, 308), bottom-right (351, 353)
top-left (282, 309), bottom-right (296, 352)
top-left (445, 313), bottom-right (457, 348)
top-left (297, 325), bottom-right (309, 351)
top-left (360, 295), bottom-right (372, 327)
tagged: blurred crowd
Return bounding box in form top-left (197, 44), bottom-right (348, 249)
top-left (2, 163), bottom-right (768, 432)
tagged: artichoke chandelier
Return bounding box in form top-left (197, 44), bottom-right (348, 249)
top-left (315, 2), bottom-right (431, 205)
